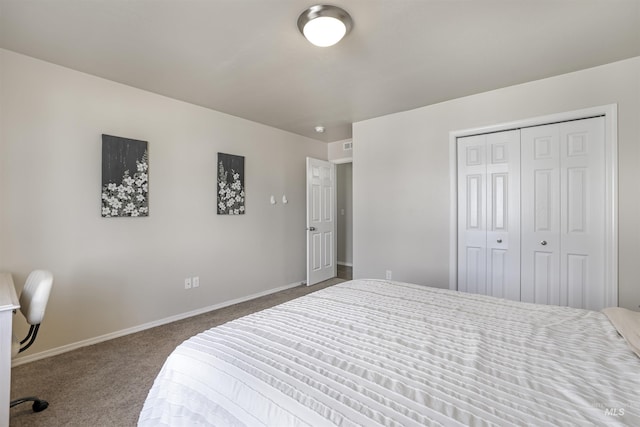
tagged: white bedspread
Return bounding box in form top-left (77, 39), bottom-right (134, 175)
top-left (139, 280), bottom-right (640, 426)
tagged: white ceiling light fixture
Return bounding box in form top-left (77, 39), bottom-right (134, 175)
top-left (297, 5), bottom-right (353, 47)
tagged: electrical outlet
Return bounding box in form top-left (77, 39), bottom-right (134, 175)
top-left (184, 278), bottom-right (192, 290)
top-left (385, 270), bottom-right (392, 280)
top-left (192, 276), bottom-right (200, 288)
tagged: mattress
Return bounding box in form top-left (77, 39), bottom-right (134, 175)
top-left (138, 279), bottom-right (640, 426)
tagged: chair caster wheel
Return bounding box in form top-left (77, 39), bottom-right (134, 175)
top-left (32, 399), bottom-right (49, 412)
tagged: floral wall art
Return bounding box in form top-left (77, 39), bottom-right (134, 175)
top-left (217, 152), bottom-right (245, 215)
top-left (101, 134), bottom-right (149, 217)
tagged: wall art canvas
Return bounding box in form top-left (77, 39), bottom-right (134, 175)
top-left (217, 152), bottom-right (245, 215)
top-left (101, 134), bottom-right (149, 217)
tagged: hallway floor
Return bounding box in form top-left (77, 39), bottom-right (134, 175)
top-left (337, 264), bottom-right (352, 280)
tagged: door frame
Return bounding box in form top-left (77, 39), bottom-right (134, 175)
top-left (334, 159), bottom-right (353, 272)
top-left (328, 157), bottom-right (353, 278)
top-left (448, 104), bottom-right (618, 307)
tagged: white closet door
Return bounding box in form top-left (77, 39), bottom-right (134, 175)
top-left (486, 131), bottom-right (520, 300)
top-left (457, 135), bottom-right (486, 295)
top-left (560, 117), bottom-right (606, 310)
top-left (457, 130), bottom-right (520, 299)
top-left (521, 117), bottom-right (606, 309)
top-left (521, 124), bottom-right (561, 305)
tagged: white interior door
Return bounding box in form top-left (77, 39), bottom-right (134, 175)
top-left (457, 130), bottom-right (520, 299)
top-left (306, 158), bottom-right (336, 286)
top-left (560, 118), bottom-right (606, 309)
top-left (457, 135), bottom-right (487, 295)
top-left (521, 124), bottom-right (562, 305)
top-left (521, 117), bottom-right (606, 309)
top-left (486, 130), bottom-right (521, 300)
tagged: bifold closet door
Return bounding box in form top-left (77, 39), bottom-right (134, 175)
top-left (457, 130), bottom-right (520, 300)
top-left (520, 117), bottom-right (606, 310)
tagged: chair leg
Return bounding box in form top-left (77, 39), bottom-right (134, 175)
top-left (10, 396), bottom-right (49, 412)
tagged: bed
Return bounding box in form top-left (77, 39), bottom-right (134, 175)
top-left (138, 279), bottom-right (640, 426)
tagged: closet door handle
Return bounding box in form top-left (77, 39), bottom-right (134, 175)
top-left (496, 239), bottom-right (502, 243)
top-left (540, 240), bottom-right (547, 246)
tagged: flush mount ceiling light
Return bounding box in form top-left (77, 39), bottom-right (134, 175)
top-left (297, 5), bottom-right (353, 47)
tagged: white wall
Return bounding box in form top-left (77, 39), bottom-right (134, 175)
top-left (0, 49), bottom-right (327, 358)
top-left (353, 57), bottom-right (640, 311)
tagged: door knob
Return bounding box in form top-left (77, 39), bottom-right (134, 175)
top-left (497, 239), bottom-right (502, 243)
top-left (540, 240), bottom-right (547, 246)
top-left (307, 227), bottom-right (316, 231)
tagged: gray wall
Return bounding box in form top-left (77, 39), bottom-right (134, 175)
top-left (0, 49), bottom-right (327, 358)
top-left (328, 139), bottom-right (353, 162)
top-left (353, 56), bottom-right (640, 311)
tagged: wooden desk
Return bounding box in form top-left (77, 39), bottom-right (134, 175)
top-left (0, 273), bottom-right (19, 427)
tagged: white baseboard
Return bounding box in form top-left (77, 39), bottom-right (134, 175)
top-left (12, 280), bottom-right (304, 367)
top-left (337, 262), bottom-right (353, 267)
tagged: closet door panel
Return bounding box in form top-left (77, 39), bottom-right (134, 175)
top-left (521, 117), bottom-right (606, 309)
top-left (487, 174), bottom-right (509, 297)
top-left (464, 246), bottom-right (484, 294)
top-left (488, 248), bottom-right (508, 297)
top-left (567, 254), bottom-right (587, 308)
top-left (458, 130), bottom-right (519, 300)
top-left (457, 135), bottom-right (486, 294)
top-left (521, 124), bottom-right (561, 305)
top-left (486, 130), bottom-right (520, 300)
top-left (560, 117), bottom-right (606, 310)
top-left (533, 251), bottom-right (558, 304)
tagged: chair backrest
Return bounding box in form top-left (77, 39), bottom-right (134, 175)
top-left (19, 270), bottom-right (53, 325)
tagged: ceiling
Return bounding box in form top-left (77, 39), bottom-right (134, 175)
top-left (1, 1), bottom-right (638, 142)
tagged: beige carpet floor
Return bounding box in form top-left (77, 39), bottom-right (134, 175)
top-left (9, 277), bottom-right (344, 427)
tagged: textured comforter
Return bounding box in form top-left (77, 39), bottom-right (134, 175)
top-left (139, 279), bottom-right (640, 426)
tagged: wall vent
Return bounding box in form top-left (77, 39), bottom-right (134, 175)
top-left (343, 141), bottom-right (353, 150)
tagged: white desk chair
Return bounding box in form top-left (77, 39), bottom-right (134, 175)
top-left (10, 270), bottom-right (53, 413)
